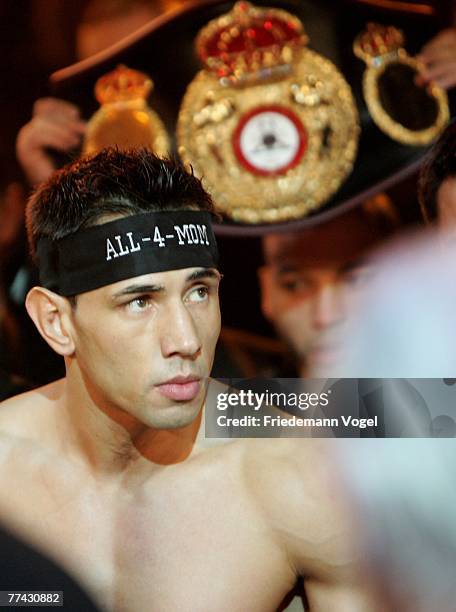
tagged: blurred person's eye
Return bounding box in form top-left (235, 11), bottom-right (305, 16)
top-left (277, 273), bottom-right (314, 294)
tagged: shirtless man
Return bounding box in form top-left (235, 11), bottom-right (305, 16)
top-left (0, 148), bottom-right (374, 611)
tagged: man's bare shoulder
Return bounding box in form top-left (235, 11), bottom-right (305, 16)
top-left (0, 379), bottom-right (65, 439)
top-left (241, 440), bottom-right (358, 572)
top-left (240, 439), bottom-right (332, 512)
top-left (187, 438), bottom-right (335, 530)
top-left (241, 438), bottom-right (333, 482)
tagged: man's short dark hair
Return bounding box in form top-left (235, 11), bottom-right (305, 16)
top-left (26, 147), bottom-right (215, 262)
top-left (419, 120), bottom-right (456, 223)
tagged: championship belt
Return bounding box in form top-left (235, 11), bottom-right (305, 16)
top-left (354, 23), bottom-right (449, 146)
top-left (84, 65), bottom-right (170, 156)
top-left (177, 1), bottom-right (360, 224)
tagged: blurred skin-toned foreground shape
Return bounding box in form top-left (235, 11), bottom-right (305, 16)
top-left (338, 438), bottom-right (456, 612)
top-left (313, 228), bottom-right (456, 378)
top-left (328, 230), bottom-right (456, 612)
top-left (327, 226), bottom-right (456, 608)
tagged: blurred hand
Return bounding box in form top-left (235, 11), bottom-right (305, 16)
top-left (16, 98), bottom-right (86, 186)
top-left (417, 28), bottom-right (456, 90)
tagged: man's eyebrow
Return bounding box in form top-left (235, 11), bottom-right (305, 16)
top-left (275, 263), bottom-right (299, 274)
top-left (112, 284), bottom-right (164, 298)
top-left (111, 271), bottom-right (220, 298)
top-left (185, 269), bottom-right (221, 282)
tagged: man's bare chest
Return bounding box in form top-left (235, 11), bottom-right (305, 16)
top-left (0, 459), bottom-right (296, 612)
top-left (112, 496), bottom-right (295, 611)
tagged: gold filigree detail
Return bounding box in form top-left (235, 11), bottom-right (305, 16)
top-left (178, 47), bottom-right (359, 223)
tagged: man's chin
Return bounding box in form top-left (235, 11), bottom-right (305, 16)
top-left (143, 400), bottom-right (203, 430)
top-left (142, 383), bottom-right (208, 429)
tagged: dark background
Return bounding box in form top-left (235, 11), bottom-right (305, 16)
top-left (0, 0), bottom-right (453, 386)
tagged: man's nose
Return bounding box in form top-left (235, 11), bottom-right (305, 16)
top-left (160, 301), bottom-right (202, 359)
top-left (312, 283), bottom-right (345, 329)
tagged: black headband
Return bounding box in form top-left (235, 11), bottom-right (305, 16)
top-left (37, 211), bottom-right (219, 296)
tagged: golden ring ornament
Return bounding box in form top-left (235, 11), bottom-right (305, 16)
top-left (354, 23), bottom-right (449, 147)
top-left (177, 2), bottom-right (360, 224)
top-left (83, 65), bottom-right (170, 156)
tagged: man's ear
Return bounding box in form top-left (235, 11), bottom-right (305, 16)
top-left (25, 287), bottom-right (75, 356)
top-left (258, 266), bottom-right (274, 321)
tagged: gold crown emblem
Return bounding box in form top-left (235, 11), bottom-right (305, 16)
top-left (84, 64), bottom-right (169, 156)
top-left (353, 23), bottom-right (405, 66)
top-left (196, 1), bottom-right (307, 80)
top-left (94, 65), bottom-right (153, 104)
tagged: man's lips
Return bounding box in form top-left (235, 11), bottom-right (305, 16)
top-left (155, 376), bottom-right (202, 401)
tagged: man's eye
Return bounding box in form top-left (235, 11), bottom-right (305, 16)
top-left (126, 296), bottom-right (152, 312)
top-left (279, 280), bottom-right (299, 291)
top-left (186, 286), bottom-right (209, 303)
top-left (278, 275), bottom-right (312, 293)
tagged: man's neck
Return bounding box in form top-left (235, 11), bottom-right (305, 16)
top-left (55, 372), bottom-right (204, 480)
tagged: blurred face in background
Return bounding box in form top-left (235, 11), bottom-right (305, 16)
top-left (259, 209), bottom-right (391, 376)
